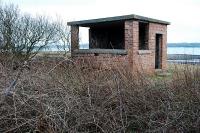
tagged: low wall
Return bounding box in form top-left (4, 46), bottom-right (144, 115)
top-left (73, 53), bottom-right (129, 70)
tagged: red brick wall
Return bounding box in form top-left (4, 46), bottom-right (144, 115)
top-left (125, 20), bottom-right (134, 69)
top-left (71, 21), bottom-right (168, 75)
top-left (73, 54), bottom-right (129, 70)
top-left (149, 23), bottom-right (167, 71)
top-left (124, 21), bottom-right (167, 74)
top-left (71, 26), bottom-right (79, 55)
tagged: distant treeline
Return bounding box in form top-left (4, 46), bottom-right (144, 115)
top-left (168, 43), bottom-right (200, 47)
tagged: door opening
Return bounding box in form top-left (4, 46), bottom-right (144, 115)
top-left (155, 34), bottom-right (162, 69)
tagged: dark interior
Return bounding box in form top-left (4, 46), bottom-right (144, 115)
top-left (89, 21), bottom-right (124, 49)
top-left (139, 22), bottom-right (149, 50)
top-left (155, 34), bottom-right (162, 69)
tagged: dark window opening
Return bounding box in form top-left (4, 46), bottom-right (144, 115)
top-left (94, 53), bottom-right (99, 56)
top-left (155, 34), bottom-right (162, 69)
top-left (139, 22), bottom-right (149, 50)
top-left (89, 22), bottom-right (124, 49)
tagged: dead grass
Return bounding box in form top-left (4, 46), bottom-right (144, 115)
top-left (0, 58), bottom-right (200, 132)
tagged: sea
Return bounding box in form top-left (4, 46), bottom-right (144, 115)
top-left (168, 47), bottom-right (200, 55)
top-left (167, 43), bottom-right (200, 55)
top-left (47, 43), bottom-right (200, 55)
top-left (167, 43), bottom-right (200, 64)
top-left (42, 43), bottom-right (200, 64)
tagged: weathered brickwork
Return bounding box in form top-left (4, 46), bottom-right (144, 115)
top-left (124, 21), bottom-right (167, 74)
top-left (74, 54), bottom-right (129, 70)
top-left (71, 26), bottom-right (79, 55)
top-left (69, 15), bottom-right (169, 75)
top-left (149, 23), bottom-right (168, 72)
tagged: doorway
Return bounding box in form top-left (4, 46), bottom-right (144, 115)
top-left (155, 34), bottom-right (162, 69)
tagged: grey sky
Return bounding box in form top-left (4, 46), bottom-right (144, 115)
top-left (1, 0), bottom-right (200, 43)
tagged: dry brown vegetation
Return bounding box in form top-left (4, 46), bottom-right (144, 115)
top-left (0, 57), bottom-right (200, 133)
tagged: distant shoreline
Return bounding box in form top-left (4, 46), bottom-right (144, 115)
top-left (168, 54), bottom-right (200, 64)
top-left (34, 51), bottom-right (200, 65)
top-left (168, 54), bottom-right (200, 60)
top-left (167, 43), bottom-right (200, 47)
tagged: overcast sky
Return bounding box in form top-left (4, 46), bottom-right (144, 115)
top-left (1, 0), bottom-right (200, 43)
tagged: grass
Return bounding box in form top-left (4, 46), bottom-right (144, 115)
top-left (0, 58), bottom-right (200, 132)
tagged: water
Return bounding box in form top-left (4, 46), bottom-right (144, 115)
top-left (167, 47), bottom-right (200, 55)
top-left (167, 45), bottom-right (200, 63)
top-left (43, 44), bottom-right (200, 56)
top-left (41, 44), bottom-right (89, 51)
top-left (41, 44), bottom-right (200, 64)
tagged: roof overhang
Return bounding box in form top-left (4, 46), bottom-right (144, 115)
top-left (67, 14), bottom-right (170, 27)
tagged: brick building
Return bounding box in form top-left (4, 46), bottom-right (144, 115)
top-left (67, 14), bottom-right (170, 74)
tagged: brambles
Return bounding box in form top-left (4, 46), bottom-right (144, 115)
top-left (0, 59), bottom-right (200, 132)
top-left (0, 3), bottom-right (199, 133)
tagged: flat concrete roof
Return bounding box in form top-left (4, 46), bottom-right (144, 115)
top-left (67, 14), bottom-right (170, 27)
